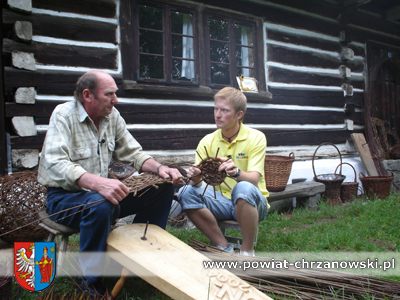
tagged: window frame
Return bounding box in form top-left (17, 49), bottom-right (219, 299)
top-left (133, 1), bottom-right (199, 86)
top-left (205, 13), bottom-right (258, 89)
top-left (120, 0), bottom-right (269, 99)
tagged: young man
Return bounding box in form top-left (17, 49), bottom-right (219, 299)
top-left (178, 87), bottom-right (269, 256)
top-left (38, 71), bottom-right (182, 296)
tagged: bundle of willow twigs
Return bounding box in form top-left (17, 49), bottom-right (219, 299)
top-left (189, 239), bottom-right (400, 300)
top-left (122, 172), bottom-right (174, 197)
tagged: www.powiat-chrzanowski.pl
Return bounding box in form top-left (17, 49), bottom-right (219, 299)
top-left (203, 258), bottom-right (396, 271)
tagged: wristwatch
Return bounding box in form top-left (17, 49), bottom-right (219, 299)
top-left (232, 168), bottom-right (241, 178)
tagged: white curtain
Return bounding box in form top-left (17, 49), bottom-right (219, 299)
top-left (241, 28), bottom-right (250, 77)
top-left (181, 14), bottom-right (195, 80)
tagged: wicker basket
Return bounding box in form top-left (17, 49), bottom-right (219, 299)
top-left (335, 162), bottom-right (358, 202)
top-left (312, 143), bottom-right (345, 205)
top-left (359, 172), bottom-right (394, 199)
top-left (264, 152), bottom-right (295, 192)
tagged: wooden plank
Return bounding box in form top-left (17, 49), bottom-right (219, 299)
top-left (350, 133), bottom-right (379, 176)
top-left (268, 181), bottom-right (325, 201)
top-left (107, 224), bottom-right (272, 300)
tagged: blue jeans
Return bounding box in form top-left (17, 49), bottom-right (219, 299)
top-left (177, 181), bottom-right (268, 222)
top-left (46, 183), bottom-right (174, 283)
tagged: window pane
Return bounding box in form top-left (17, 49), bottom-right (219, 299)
top-left (139, 30), bottom-right (163, 54)
top-left (237, 67), bottom-right (255, 78)
top-left (236, 46), bottom-right (254, 68)
top-left (209, 19), bottom-right (228, 41)
top-left (140, 55), bottom-right (164, 79)
top-left (210, 41), bottom-right (229, 63)
top-left (235, 24), bottom-right (253, 46)
top-left (171, 12), bottom-right (193, 35)
top-left (211, 63), bottom-right (230, 84)
top-left (172, 36), bottom-right (194, 59)
top-left (173, 59), bottom-right (195, 81)
top-left (139, 5), bottom-right (162, 30)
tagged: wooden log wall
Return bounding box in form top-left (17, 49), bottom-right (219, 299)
top-left (2, 0), bottom-right (400, 171)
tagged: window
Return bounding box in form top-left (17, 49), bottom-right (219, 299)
top-left (123, 1), bottom-right (265, 95)
top-left (137, 3), bottom-right (197, 84)
top-left (207, 17), bottom-right (256, 86)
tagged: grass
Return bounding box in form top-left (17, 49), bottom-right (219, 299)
top-left (12, 192), bottom-right (400, 299)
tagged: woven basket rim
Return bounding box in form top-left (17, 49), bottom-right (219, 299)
top-left (265, 152), bottom-right (295, 161)
top-left (359, 172), bottom-right (394, 181)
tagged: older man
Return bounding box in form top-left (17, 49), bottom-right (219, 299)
top-left (178, 87), bottom-right (269, 256)
top-left (38, 71), bottom-right (181, 296)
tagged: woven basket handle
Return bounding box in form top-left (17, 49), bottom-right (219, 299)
top-left (335, 162), bottom-right (356, 182)
top-left (312, 142), bottom-right (343, 178)
top-left (289, 152), bottom-right (295, 159)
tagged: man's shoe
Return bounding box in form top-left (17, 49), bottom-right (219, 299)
top-left (76, 277), bottom-right (106, 297)
top-left (216, 245), bottom-right (234, 253)
top-left (239, 250), bottom-right (255, 257)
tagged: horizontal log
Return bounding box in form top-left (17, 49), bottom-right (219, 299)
top-left (8, 0), bottom-right (32, 14)
top-left (267, 44), bottom-right (364, 73)
top-left (15, 87), bottom-right (35, 104)
top-left (32, 0), bottom-right (116, 19)
top-left (11, 116), bottom-right (37, 136)
top-left (10, 128), bottom-right (363, 151)
top-left (3, 67), bottom-right (123, 95)
top-left (5, 100), bottom-right (362, 126)
top-left (3, 38), bottom-right (118, 69)
top-left (268, 66), bottom-right (365, 90)
top-left (267, 29), bottom-right (365, 58)
top-left (268, 87), bottom-right (363, 108)
top-left (12, 51), bottom-right (36, 71)
top-left (3, 8), bottom-right (117, 44)
top-left (13, 21), bottom-right (32, 43)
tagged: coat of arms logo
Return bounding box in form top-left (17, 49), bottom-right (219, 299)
top-left (14, 242), bottom-right (56, 292)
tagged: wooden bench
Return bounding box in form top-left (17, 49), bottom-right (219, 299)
top-left (218, 181), bottom-right (325, 248)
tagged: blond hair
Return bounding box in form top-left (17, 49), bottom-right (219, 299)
top-left (214, 87), bottom-right (247, 123)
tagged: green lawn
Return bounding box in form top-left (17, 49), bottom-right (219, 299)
top-left (13, 192), bottom-right (400, 299)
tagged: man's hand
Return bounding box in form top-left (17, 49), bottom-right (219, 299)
top-left (77, 173), bottom-right (130, 205)
top-left (187, 165), bottom-right (202, 186)
top-left (157, 166), bottom-right (184, 184)
top-left (141, 159), bottom-right (183, 184)
top-left (217, 157), bottom-right (239, 177)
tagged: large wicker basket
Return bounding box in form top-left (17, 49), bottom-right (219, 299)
top-left (264, 152), bottom-right (295, 192)
top-left (335, 162), bottom-right (358, 202)
top-left (312, 143), bottom-right (346, 205)
top-left (359, 172), bottom-right (393, 199)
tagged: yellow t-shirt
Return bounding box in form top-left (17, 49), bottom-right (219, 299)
top-left (196, 124), bottom-right (269, 206)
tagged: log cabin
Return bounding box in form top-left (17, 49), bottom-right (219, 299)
top-left (1, 0), bottom-right (400, 188)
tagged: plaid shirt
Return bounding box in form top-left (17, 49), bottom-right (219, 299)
top-left (38, 100), bottom-right (151, 190)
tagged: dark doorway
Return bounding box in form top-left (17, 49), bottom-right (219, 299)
top-left (365, 41), bottom-right (400, 166)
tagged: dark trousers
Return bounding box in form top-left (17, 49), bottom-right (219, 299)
top-left (46, 183), bottom-right (174, 283)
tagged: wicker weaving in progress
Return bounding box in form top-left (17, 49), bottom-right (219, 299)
top-left (122, 172), bottom-right (174, 196)
top-left (0, 171), bottom-right (48, 243)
